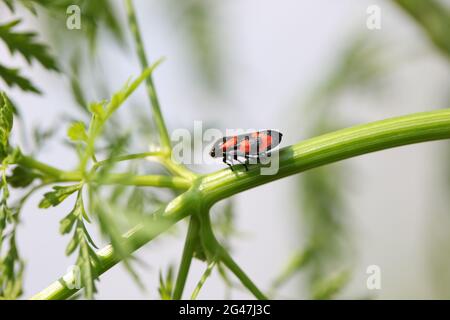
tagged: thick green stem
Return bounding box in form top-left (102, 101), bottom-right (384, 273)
top-left (17, 155), bottom-right (78, 180)
top-left (199, 109), bottom-right (450, 204)
top-left (125, 0), bottom-right (172, 150)
top-left (172, 217), bottom-right (199, 299)
top-left (30, 190), bottom-right (197, 300)
top-left (30, 109), bottom-right (450, 299)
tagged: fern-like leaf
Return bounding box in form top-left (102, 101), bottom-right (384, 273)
top-left (0, 19), bottom-right (59, 71)
top-left (0, 64), bottom-right (40, 94)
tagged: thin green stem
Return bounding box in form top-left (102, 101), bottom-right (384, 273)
top-left (172, 217), bottom-right (199, 299)
top-left (191, 261), bottom-right (216, 300)
top-left (17, 153), bottom-right (191, 189)
top-left (219, 247), bottom-right (267, 300)
top-left (125, 0), bottom-right (171, 150)
top-left (98, 174), bottom-right (191, 190)
top-left (30, 109), bottom-right (450, 299)
top-left (93, 151), bottom-right (163, 168)
top-left (80, 63), bottom-right (162, 174)
top-left (93, 151), bottom-right (198, 181)
top-left (160, 156), bottom-right (198, 181)
top-left (197, 209), bottom-right (266, 299)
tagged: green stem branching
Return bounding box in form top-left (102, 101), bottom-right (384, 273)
top-left (29, 108), bottom-right (450, 299)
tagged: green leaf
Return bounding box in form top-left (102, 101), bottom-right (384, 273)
top-left (60, 190), bottom-right (91, 235)
top-left (0, 92), bottom-right (14, 158)
top-left (2, 0), bottom-right (15, 11)
top-left (311, 270), bottom-right (351, 300)
top-left (78, 239), bottom-right (97, 299)
top-left (65, 234), bottom-right (79, 255)
top-left (88, 102), bottom-right (106, 120)
top-left (58, 189), bottom-right (99, 299)
top-left (0, 19), bottom-right (59, 71)
top-left (105, 60), bottom-right (164, 118)
top-left (0, 63), bottom-right (40, 94)
top-left (69, 54), bottom-right (88, 112)
top-left (7, 165), bottom-right (40, 188)
top-left (272, 248), bottom-right (313, 290)
top-left (3, 0), bottom-right (38, 14)
top-left (0, 236), bottom-right (24, 299)
top-left (0, 166), bottom-right (24, 299)
top-left (158, 266), bottom-right (174, 300)
top-left (18, 0), bottom-right (38, 14)
top-left (38, 184), bottom-right (81, 209)
top-left (67, 122), bottom-right (88, 142)
top-left (59, 211), bottom-right (78, 235)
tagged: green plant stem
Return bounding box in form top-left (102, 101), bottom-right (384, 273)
top-left (93, 151), bottom-right (163, 168)
top-left (160, 156), bottom-right (198, 181)
top-left (17, 155), bottom-right (77, 180)
top-left (99, 173), bottom-right (191, 189)
top-left (30, 109), bottom-right (450, 299)
top-left (172, 217), bottom-right (199, 299)
top-left (16, 153), bottom-right (191, 189)
top-left (219, 247), bottom-right (267, 300)
top-left (199, 108), bottom-right (450, 205)
top-left (198, 211), bottom-right (267, 300)
top-left (191, 261), bottom-right (216, 300)
top-left (125, 0), bottom-right (171, 151)
top-left (31, 190), bottom-right (198, 300)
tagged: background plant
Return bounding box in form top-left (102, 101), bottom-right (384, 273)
top-left (0, 0), bottom-right (449, 300)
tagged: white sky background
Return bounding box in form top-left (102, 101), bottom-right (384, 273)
top-left (1, 0), bottom-right (450, 299)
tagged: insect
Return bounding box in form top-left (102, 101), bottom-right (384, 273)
top-left (209, 130), bottom-right (283, 171)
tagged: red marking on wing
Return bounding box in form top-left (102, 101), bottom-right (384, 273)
top-left (251, 132), bottom-right (259, 139)
top-left (258, 133), bottom-right (272, 151)
top-left (239, 139), bottom-right (251, 153)
top-left (222, 136), bottom-right (238, 151)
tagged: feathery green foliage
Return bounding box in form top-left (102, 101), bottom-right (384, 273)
top-left (0, 20), bottom-right (59, 71)
top-left (158, 266), bottom-right (174, 300)
top-left (0, 0), bottom-right (449, 301)
top-left (0, 19), bottom-right (58, 93)
top-left (0, 64), bottom-right (40, 94)
top-left (60, 189), bottom-right (99, 299)
top-left (38, 184), bottom-right (81, 209)
top-left (0, 92), bottom-right (14, 159)
top-left (0, 91), bottom-right (23, 300)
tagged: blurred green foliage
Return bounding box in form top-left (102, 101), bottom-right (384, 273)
top-left (0, 0), bottom-right (449, 300)
top-left (164, 0), bottom-right (223, 91)
top-left (272, 34), bottom-right (390, 299)
top-left (393, 0), bottom-right (450, 60)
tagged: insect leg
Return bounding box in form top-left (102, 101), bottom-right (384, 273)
top-left (222, 150), bottom-right (233, 171)
top-left (243, 160), bottom-right (248, 171)
top-left (223, 153), bottom-right (235, 171)
top-left (256, 134), bottom-right (261, 164)
top-left (223, 157), bottom-right (234, 171)
top-left (233, 156), bottom-right (248, 171)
